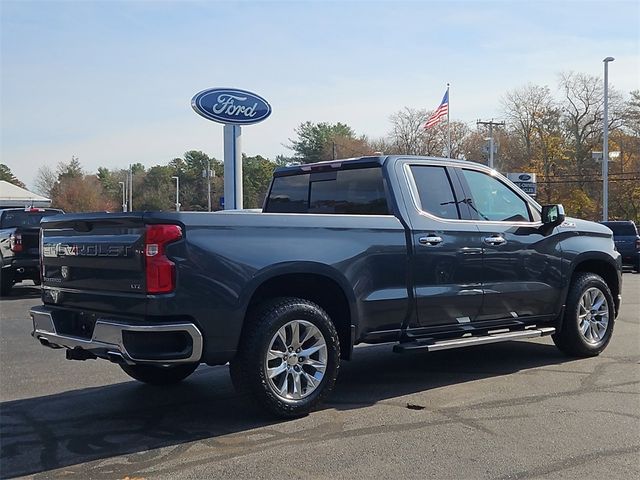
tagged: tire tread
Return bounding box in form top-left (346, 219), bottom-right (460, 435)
top-left (230, 297), bottom-right (340, 418)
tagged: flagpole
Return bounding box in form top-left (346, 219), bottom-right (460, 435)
top-left (446, 83), bottom-right (451, 158)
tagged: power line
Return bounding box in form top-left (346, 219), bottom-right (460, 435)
top-left (538, 177), bottom-right (640, 184)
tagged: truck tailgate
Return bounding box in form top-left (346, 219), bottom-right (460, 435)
top-left (41, 214), bottom-right (148, 313)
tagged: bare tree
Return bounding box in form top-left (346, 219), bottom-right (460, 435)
top-left (502, 84), bottom-right (556, 160)
top-left (502, 84), bottom-right (563, 202)
top-left (388, 108), bottom-right (431, 155)
top-left (559, 71), bottom-right (623, 190)
top-left (33, 164), bottom-right (57, 197)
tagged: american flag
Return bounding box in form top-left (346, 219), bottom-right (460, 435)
top-left (424, 89), bottom-right (449, 129)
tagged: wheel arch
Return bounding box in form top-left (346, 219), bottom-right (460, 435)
top-left (568, 253), bottom-right (621, 317)
top-left (239, 262), bottom-right (358, 360)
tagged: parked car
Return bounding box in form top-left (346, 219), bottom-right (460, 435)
top-left (600, 221), bottom-right (640, 272)
top-left (0, 207), bottom-right (64, 295)
top-left (30, 156), bottom-right (622, 417)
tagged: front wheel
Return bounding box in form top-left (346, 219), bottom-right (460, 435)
top-left (230, 297), bottom-right (340, 418)
top-left (552, 272), bottom-right (615, 357)
top-left (120, 362), bottom-right (199, 385)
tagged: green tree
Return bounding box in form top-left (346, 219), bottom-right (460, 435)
top-left (287, 122), bottom-right (356, 163)
top-left (138, 165), bottom-right (175, 211)
top-left (57, 156), bottom-right (84, 180)
top-left (0, 164), bottom-right (25, 188)
top-left (243, 154), bottom-right (276, 208)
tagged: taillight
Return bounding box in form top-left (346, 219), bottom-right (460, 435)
top-left (9, 233), bottom-right (23, 252)
top-left (636, 237), bottom-right (640, 250)
top-left (145, 224), bottom-right (182, 294)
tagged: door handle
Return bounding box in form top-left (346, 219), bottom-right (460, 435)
top-left (483, 235), bottom-right (506, 246)
top-left (419, 235), bottom-right (443, 246)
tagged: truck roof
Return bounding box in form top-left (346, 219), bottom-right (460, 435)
top-left (273, 155), bottom-right (484, 177)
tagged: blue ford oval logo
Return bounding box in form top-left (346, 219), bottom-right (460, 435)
top-left (191, 88), bottom-right (271, 125)
top-left (518, 174), bottom-right (532, 181)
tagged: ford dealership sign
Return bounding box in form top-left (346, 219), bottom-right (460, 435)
top-left (191, 88), bottom-right (271, 125)
top-left (507, 172), bottom-right (537, 196)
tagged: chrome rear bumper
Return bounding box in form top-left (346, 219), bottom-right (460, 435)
top-left (30, 306), bottom-right (202, 365)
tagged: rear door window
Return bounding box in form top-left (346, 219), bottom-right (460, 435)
top-left (409, 166), bottom-right (460, 219)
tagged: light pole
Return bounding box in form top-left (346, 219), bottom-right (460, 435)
top-left (172, 176), bottom-right (180, 212)
top-left (118, 181), bottom-right (127, 212)
top-left (603, 56), bottom-right (614, 221)
top-left (207, 160), bottom-right (212, 212)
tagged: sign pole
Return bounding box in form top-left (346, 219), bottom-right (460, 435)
top-left (224, 124), bottom-right (243, 210)
top-left (207, 159), bottom-right (212, 212)
top-left (192, 88), bottom-right (271, 211)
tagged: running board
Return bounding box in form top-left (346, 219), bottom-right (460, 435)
top-left (393, 327), bottom-right (556, 353)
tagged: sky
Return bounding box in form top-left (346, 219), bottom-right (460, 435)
top-left (1, 0), bottom-right (639, 190)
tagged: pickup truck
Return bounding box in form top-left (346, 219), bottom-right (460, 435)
top-left (0, 207), bottom-right (64, 295)
top-left (600, 221), bottom-right (640, 272)
top-left (30, 156), bottom-right (622, 417)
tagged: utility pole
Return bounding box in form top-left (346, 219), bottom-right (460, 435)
top-left (332, 141), bottom-right (337, 160)
top-left (477, 119), bottom-right (505, 169)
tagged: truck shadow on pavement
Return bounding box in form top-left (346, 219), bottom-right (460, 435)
top-left (0, 284), bottom-right (41, 301)
top-left (0, 341), bottom-right (571, 478)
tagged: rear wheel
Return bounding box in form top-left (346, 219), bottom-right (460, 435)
top-left (230, 297), bottom-right (340, 418)
top-left (120, 363), bottom-right (199, 385)
top-left (552, 272), bottom-right (614, 357)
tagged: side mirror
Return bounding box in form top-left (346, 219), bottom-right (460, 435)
top-left (541, 204), bottom-right (565, 226)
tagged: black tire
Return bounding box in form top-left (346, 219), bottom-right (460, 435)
top-left (0, 270), bottom-right (14, 297)
top-left (230, 297), bottom-right (340, 418)
top-left (552, 272), bottom-right (615, 357)
top-left (120, 362), bottom-right (199, 385)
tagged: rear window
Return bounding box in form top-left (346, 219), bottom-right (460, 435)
top-left (265, 174), bottom-right (310, 213)
top-left (0, 210), bottom-right (61, 228)
top-left (602, 222), bottom-right (638, 236)
top-left (265, 167), bottom-right (389, 215)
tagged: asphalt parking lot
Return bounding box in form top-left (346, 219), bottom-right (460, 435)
top-left (1, 274), bottom-right (639, 480)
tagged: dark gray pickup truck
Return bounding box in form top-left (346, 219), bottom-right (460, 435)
top-left (30, 156), bottom-right (622, 417)
top-left (1, 207), bottom-right (64, 295)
